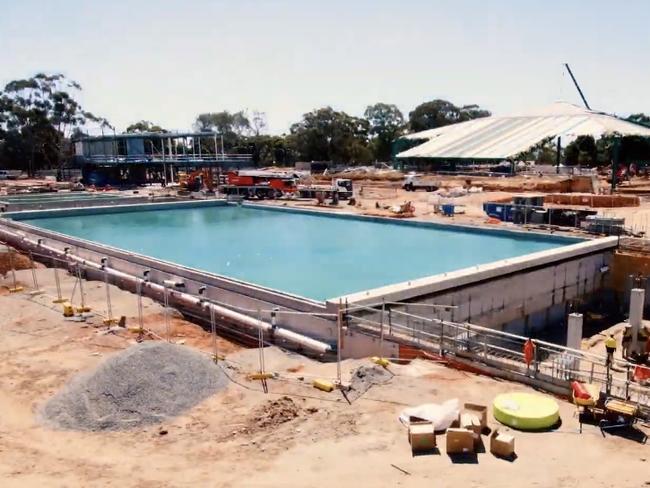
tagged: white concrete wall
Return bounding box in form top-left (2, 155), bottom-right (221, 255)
top-left (350, 250), bottom-right (612, 338)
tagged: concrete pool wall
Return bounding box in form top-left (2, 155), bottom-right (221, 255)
top-left (0, 194), bottom-right (191, 213)
top-left (338, 236), bottom-right (617, 337)
top-left (0, 199), bottom-right (618, 357)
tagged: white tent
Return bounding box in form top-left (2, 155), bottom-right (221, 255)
top-left (397, 102), bottom-right (650, 160)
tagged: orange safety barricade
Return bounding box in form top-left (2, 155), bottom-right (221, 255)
top-left (634, 365), bottom-right (650, 383)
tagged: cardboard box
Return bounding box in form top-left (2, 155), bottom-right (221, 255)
top-left (490, 429), bottom-right (515, 458)
top-left (408, 421), bottom-right (436, 453)
top-left (446, 428), bottom-right (475, 454)
top-left (464, 403), bottom-right (488, 430)
top-left (460, 413), bottom-right (482, 435)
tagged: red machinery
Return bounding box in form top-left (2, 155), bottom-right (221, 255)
top-left (180, 169), bottom-right (214, 192)
top-left (220, 170), bottom-right (297, 199)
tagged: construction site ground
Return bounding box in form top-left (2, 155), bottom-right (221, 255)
top-left (1, 268), bottom-right (649, 488)
top-left (247, 174), bottom-right (650, 236)
top-left (4, 173), bottom-right (650, 233)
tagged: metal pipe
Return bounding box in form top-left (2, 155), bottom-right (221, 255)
top-left (0, 227), bottom-right (331, 354)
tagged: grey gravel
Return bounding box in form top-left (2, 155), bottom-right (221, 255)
top-left (40, 341), bottom-right (226, 431)
top-left (347, 365), bottom-right (393, 401)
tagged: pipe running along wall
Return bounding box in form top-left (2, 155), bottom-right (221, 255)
top-left (0, 226), bottom-right (332, 355)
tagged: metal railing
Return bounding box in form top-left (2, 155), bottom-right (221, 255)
top-left (345, 302), bottom-right (650, 412)
top-left (78, 154), bottom-right (252, 165)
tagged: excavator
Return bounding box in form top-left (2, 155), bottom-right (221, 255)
top-left (179, 169), bottom-right (214, 193)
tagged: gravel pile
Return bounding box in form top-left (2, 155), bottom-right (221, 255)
top-left (40, 341), bottom-right (226, 431)
top-left (347, 365), bottom-right (393, 401)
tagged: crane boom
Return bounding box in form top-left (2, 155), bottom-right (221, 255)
top-left (564, 63), bottom-right (591, 110)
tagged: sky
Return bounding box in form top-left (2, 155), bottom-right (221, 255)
top-left (1, 0), bottom-right (649, 135)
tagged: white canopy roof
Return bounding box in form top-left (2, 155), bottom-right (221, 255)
top-left (398, 102), bottom-right (650, 160)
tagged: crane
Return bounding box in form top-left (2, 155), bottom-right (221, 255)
top-left (564, 63), bottom-right (591, 110)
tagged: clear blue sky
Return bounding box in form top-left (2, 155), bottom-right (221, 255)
top-left (1, 0), bottom-right (648, 134)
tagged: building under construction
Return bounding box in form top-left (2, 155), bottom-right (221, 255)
top-left (72, 131), bottom-right (252, 186)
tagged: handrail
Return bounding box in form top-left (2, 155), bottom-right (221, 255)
top-left (346, 303), bottom-right (650, 410)
top-left (350, 302), bottom-right (609, 362)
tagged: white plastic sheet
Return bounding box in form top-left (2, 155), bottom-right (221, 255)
top-left (398, 399), bottom-right (460, 431)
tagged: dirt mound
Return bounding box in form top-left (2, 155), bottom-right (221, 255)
top-left (0, 250), bottom-right (34, 276)
top-left (246, 396), bottom-right (301, 432)
top-left (40, 341), bottom-right (226, 431)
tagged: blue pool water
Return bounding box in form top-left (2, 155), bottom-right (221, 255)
top-left (21, 205), bottom-right (579, 301)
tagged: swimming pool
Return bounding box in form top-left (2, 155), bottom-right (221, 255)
top-left (19, 204), bottom-right (581, 301)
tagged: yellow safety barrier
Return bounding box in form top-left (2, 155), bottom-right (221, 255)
top-left (247, 372), bottom-right (275, 381)
top-left (371, 356), bottom-right (390, 367)
top-left (312, 379), bottom-right (335, 392)
top-left (62, 302), bottom-right (74, 317)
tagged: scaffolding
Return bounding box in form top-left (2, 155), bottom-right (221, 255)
top-left (72, 131), bottom-right (252, 167)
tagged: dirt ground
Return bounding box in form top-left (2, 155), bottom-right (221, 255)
top-left (1, 269), bottom-right (649, 488)
top-left (255, 174), bottom-right (650, 238)
top-left (4, 173), bottom-right (648, 233)
top-left (262, 182), bottom-right (569, 232)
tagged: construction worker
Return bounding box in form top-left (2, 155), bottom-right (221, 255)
top-left (622, 325), bottom-right (633, 359)
top-left (605, 334), bottom-right (617, 367)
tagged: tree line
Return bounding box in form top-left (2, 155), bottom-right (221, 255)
top-left (520, 133), bottom-right (650, 168)
top-left (0, 73), bottom-right (493, 173)
top-left (2, 72), bottom-right (650, 174)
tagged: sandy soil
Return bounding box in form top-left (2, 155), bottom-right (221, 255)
top-left (1, 270), bottom-right (649, 488)
top-left (262, 184), bottom-right (559, 232)
top-left (258, 175), bottom-right (650, 239)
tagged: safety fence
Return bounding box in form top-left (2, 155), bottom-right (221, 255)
top-left (344, 301), bottom-right (650, 413)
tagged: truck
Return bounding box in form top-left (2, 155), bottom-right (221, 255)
top-left (218, 170), bottom-right (298, 199)
top-left (402, 174), bottom-right (439, 192)
top-left (297, 179), bottom-right (354, 200)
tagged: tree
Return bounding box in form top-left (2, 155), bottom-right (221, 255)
top-left (251, 111), bottom-right (267, 136)
top-left (248, 134), bottom-right (297, 166)
top-left (408, 99), bottom-right (490, 132)
top-left (364, 103), bottom-right (404, 161)
top-left (564, 136), bottom-right (598, 166)
top-left (0, 73), bottom-right (107, 174)
top-left (598, 135), bottom-right (650, 165)
top-left (516, 137), bottom-right (559, 164)
top-left (627, 113), bottom-right (650, 127)
top-left (125, 120), bottom-right (165, 133)
top-left (231, 111), bottom-right (251, 137)
top-left (193, 110), bottom-right (251, 149)
top-left (289, 107), bottom-right (372, 164)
